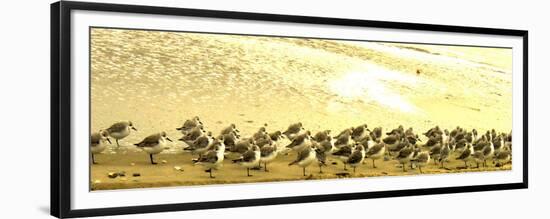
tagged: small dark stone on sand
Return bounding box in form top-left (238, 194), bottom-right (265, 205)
top-left (108, 172), bottom-right (118, 178)
top-left (335, 172), bottom-right (351, 177)
top-left (216, 121), bottom-right (223, 124)
top-left (381, 172), bottom-right (388, 175)
top-left (117, 171), bottom-right (126, 177)
top-left (238, 113), bottom-right (245, 116)
top-left (245, 120), bottom-right (254, 123)
top-left (331, 162), bottom-right (338, 165)
top-left (132, 173), bottom-right (141, 177)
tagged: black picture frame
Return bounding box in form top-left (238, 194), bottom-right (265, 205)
top-left (51, 1), bottom-right (528, 218)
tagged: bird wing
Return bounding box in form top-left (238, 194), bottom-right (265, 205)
top-left (107, 122), bottom-right (127, 133)
top-left (135, 133), bottom-right (161, 147)
top-left (366, 144), bottom-right (383, 156)
top-left (457, 148), bottom-right (472, 159)
top-left (260, 146), bottom-right (276, 157)
top-left (197, 150), bottom-right (218, 163)
top-left (347, 151), bottom-right (363, 164)
top-left (242, 150), bottom-right (257, 162)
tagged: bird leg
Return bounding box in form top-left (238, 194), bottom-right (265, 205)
top-left (344, 163), bottom-right (348, 171)
top-left (247, 168), bottom-right (252, 177)
top-left (116, 139), bottom-right (120, 147)
top-left (463, 160), bottom-right (468, 168)
top-left (303, 167), bottom-right (306, 176)
top-left (264, 162), bottom-right (269, 172)
top-left (372, 159), bottom-right (377, 168)
top-left (91, 153), bottom-right (97, 164)
top-left (419, 166), bottom-right (423, 174)
top-left (353, 166), bottom-right (357, 173)
top-left (402, 163), bottom-right (406, 172)
top-left (319, 165), bottom-right (323, 173)
top-left (150, 154), bottom-right (157, 165)
top-left (209, 169), bottom-right (215, 178)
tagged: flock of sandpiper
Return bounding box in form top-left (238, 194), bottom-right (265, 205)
top-left (91, 116), bottom-right (513, 178)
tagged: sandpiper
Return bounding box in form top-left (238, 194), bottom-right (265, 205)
top-left (472, 151), bottom-right (485, 168)
top-left (179, 125), bottom-right (205, 147)
top-left (285, 131), bottom-right (312, 152)
top-left (429, 144), bottom-right (442, 164)
top-left (411, 150), bottom-right (430, 173)
top-left (259, 142), bottom-right (279, 172)
top-left (383, 134), bottom-right (400, 151)
top-left (482, 140), bottom-right (495, 166)
top-left (176, 116), bottom-right (202, 134)
top-left (456, 144), bottom-right (474, 168)
top-left (313, 130), bottom-right (331, 142)
top-left (365, 142), bottom-right (385, 168)
top-left (106, 121), bottom-right (137, 147)
top-left (370, 127), bottom-right (383, 142)
top-left (90, 130), bottom-right (111, 164)
top-left (334, 130), bottom-right (353, 148)
top-left (226, 138), bottom-right (254, 159)
top-left (184, 132), bottom-right (214, 159)
top-left (396, 145), bottom-right (415, 172)
top-left (283, 122), bottom-right (304, 140)
top-left (351, 124), bottom-right (370, 141)
top-left (233, 145), bottom-right (261, 177)
top-left (493, 149), bottom-right (511, 168)
top-left (221, 124), bottom-right (240, 137)
top-left (134, 131), bottom-right (172, 164)
top-left (193, 138), bottom-right (225, 178)
top-left (332, 143), bottom-right (355, 171)
top-left (289, 145), bottom-right (317, 176)
top-left (347, 144), bottom-right (366, 173)
top-left (439, 143), bottom-right (451, 168)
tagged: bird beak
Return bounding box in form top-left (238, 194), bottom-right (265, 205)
top-left (106, 138), bottom-right (112, 144)
top-left (166, 137), bottom-right (173, 142)
top-left (176, 127), bottom-right (182, 131)
top-left (178, 137), bottom-right (184, 142)
top-left (132, 127), bottom-right (138, 131)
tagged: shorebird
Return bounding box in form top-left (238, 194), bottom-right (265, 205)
top-left (282, 122), bottom-right (304, 140)
top-left (388, 138), bottom-right (409, 156)
top-left (424, 134), bottom-right (442, 148)
top-left (351, 124), bottom-right (370, 141)
top-left (313, 130), bottom-right (331, 142)
top-left (134, 131), bottom-right (172, 164)
top-left (221, 124), bottom-right (239, 137)
top-left (347, 144), bottom-right (366, 173)
top-left (106, 121), bottom-right (137, 147)
top-left (358, 136), bottom-right (376, 150)
top-left (332, 143), bottom-right (355, 171)
top-left (233, 145), bottom-right (261, 177)
top-left (183, 132), bottom-right (214, 159)
top-left (259, 141), bottom-right (279, 172)
top-left (226, 138), bottom-right (255, 159)
top-left (176, 116), bottom-right (202, 134)
top-left (387, 125), bottom-right (404, 136)
top-left (383, 134), bottom-right (400, 151)
top-left (253, 126), bottom-right (269, 141)
top-left (316, 136), bottom-right (335, 156)
top-left (289, 145), bottom-right (317, 176)
top-left (439, 143), bottom-right (451, 168)
top-left (179, 125), bottom-right (205, 147)
top-left (334, 130), bottom-right (353, 148)
top-left (429, 144), bottom-right (442, 164)
top-left (472, 151), bottom-right (485, 168)
top-left (482, 140), bottom-right (495, 166)
top-left (370, 127), bottom-right (383, 142)
top-left (411, 150), bottom-right (430, 173)
top-left (90, 130), bottom-right (111, 164)
top-left (365, 142), bottom-right (385, 168)
top-left (193, 138), bottom-right (225, 178)
top-left (456, 144), bottom-right (474, 168)
top-left (396, 145), bottom-right (415, 172)
top-left (493, 149), bottom-right (511, 167)
top-left (311, 141), bottom-right (334, 173)
top-left (285, 131), bottom-right (312, 152)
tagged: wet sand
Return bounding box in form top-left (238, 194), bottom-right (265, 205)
top-left (90, 28), bottom-right (513, 190)
top-left (91, 149), bottom-right (511, 190)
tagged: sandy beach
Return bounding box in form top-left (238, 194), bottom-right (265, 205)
top-left (90, 28), bottom-right (513, 190)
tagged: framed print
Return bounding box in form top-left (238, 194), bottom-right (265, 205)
top-left (51, 1), bottom-right (528, 218)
